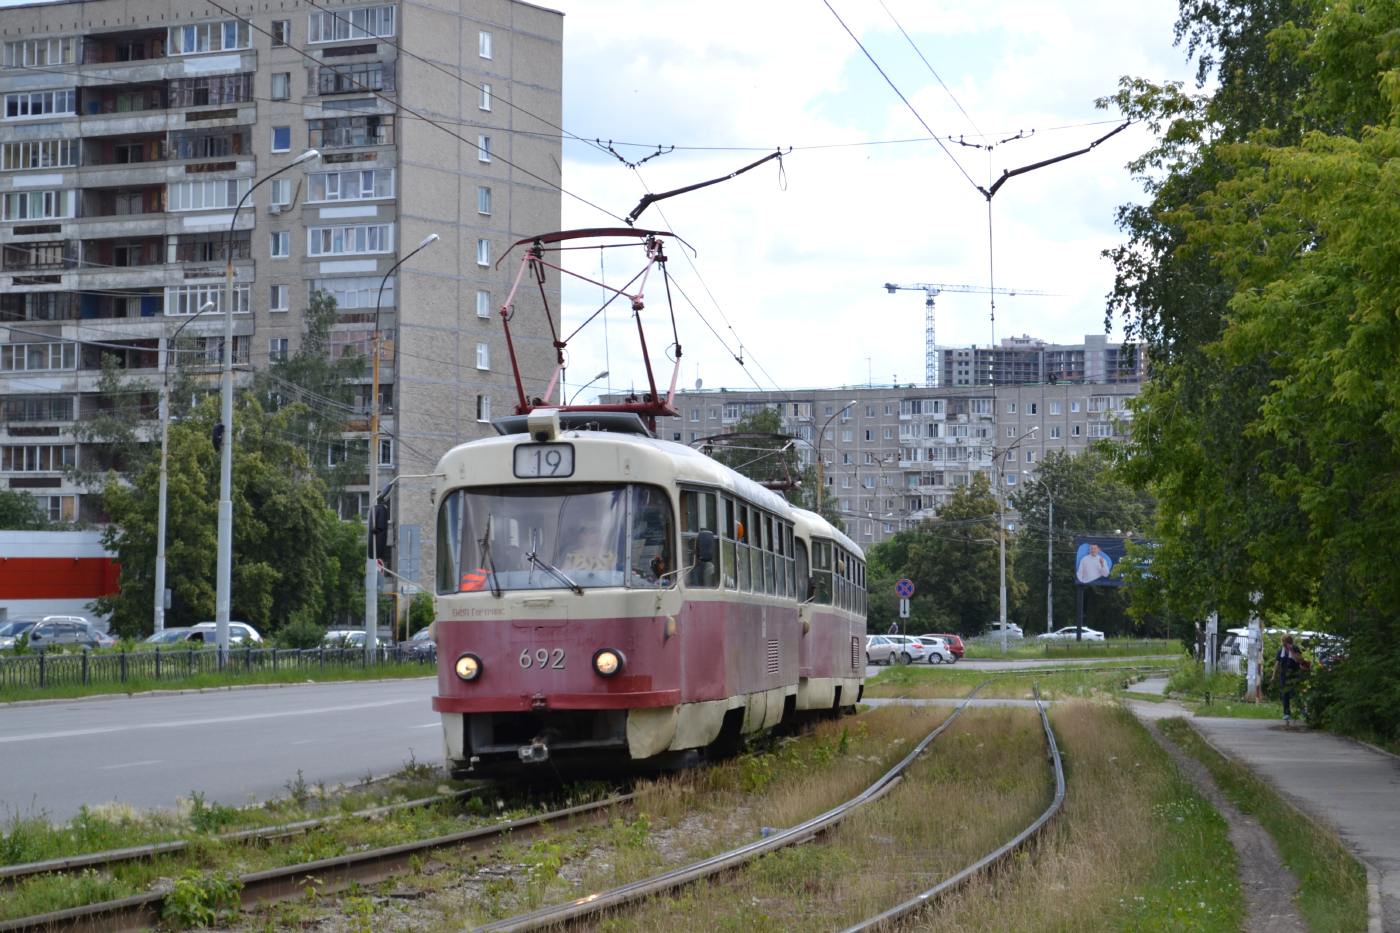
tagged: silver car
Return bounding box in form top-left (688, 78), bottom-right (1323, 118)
top-left (0, 619), bottom-right (40, 650)
top-left (885, 635), bottom-right (928, 664)
top-left (27, 617), bottom-right (114, 650)
top-left (865, 635), bottom-right (899, 666)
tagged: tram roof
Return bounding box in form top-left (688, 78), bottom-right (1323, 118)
top-left (790, 506), bottom-right (862, 559)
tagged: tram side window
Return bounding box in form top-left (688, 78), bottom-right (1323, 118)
top-left (812, 540), bottom-right (832, 605)
top-left (838, 549), bottom-right (850, 611)
top-left (681, 488), bottom-right (719, 589)
top-left (762, 513), bottom-right (775, 595)
top-left (783, 524), bottom-right (795, 599)
top-left (629, 485), bottom-right (675, 588)
top-left (795, 537), bottom-right (810, 601)
top-left (772, 518), bottom-right (786, 599)
top-left (737, 504), bottom-right (752, 592)
top-left (721, 496), bottom-right (737, 589)
top-left (436, 490), bottom-right (463, 594)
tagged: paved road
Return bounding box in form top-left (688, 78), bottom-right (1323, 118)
top-left (0, 678), bottom-right (440, 824)
top-left (1193, 717), bottom-right (1400, 930)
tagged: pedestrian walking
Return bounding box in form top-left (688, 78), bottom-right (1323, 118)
top-left (1270, 634), bottom-right (1303, 725)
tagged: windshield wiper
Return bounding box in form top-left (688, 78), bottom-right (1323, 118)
top-left (526, 550), bottom-right (584, 595)
top-left (478, 516), bottom-right (503, 598)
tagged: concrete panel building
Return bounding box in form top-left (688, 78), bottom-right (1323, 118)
top-left (0, 0), bottom-right (561, 604)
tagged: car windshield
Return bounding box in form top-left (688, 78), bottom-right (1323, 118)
top-left (441, 483), bottom-right (674, 593)
top-left (0, 621), bottom-right (35, 636)
top-left (145, 630), bottom-right (188, 643)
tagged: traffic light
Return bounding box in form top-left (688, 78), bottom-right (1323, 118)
top-left (212, 422), bottom-right (225, 453)
top-left (370, 499), bottom-right (389, 559)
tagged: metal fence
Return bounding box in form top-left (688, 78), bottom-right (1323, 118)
top-left (0, 644), bottom-right (435, 692)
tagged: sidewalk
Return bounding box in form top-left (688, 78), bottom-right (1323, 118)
top-left (1192, 717), bottom-right (1400, 930)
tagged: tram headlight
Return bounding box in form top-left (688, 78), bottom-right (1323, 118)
top-left (454, 653), bottom-right (482, 682)
top-left (592, 648), bottom-right (624, 678)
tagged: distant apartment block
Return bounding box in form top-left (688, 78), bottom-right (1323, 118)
top-left (0, 0), bottom-right (562, 591)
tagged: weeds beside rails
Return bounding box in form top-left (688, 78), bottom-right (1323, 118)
top-left (863, 664), bottom-right (1171, 701)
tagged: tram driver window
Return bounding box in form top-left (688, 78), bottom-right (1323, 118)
top-left (681, 489), bottom-right (719, 588)
top-left (629, 485), bottom-right (675, 587)
top-left (721, 497), bottom-right (737, 589)
top-left (736, 504), bottom-right (753, 592)
top-left (795, 537), bottom-right (810, 601)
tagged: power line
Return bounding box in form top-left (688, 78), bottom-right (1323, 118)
top-left (877, 0), bottom-right (983, 138)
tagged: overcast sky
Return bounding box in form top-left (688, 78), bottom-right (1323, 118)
top-left (543, 0), bottom-right (1197, 399)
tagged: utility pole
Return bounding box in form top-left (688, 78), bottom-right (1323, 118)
top-left (1046, 493), bottom-right (1053, 635)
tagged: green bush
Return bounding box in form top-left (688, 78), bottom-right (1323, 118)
top-left (408, 590), bottom-right (434, 636)
top-left (275, 615), bottom-right (326, 650)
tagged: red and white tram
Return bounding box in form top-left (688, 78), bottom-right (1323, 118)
top-left (429, 409), bottom-right (867, 776)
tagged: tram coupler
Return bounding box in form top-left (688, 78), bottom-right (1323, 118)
top-left (518, 740), bottom-right (550, 764)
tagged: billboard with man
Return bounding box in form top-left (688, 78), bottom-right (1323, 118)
top-left (1073, 536), bottom-right (1143, 587)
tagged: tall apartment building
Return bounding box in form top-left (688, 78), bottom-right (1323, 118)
top-left (622, 333), bottom-right (1143, 547)
top-left (942, 333), bottom-right (1142, 387)
top-left (0, 0), bottom-right (561, 597)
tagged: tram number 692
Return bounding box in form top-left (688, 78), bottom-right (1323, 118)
top-left (520, 648), bottom-right (565, 670)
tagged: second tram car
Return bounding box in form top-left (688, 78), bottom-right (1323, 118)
top-left (430, 409), bottom-right (867, 776)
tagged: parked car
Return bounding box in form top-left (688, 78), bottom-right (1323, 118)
top-left (325, 629), bottom-right (367, 647)
top-left (0, 619), bottom-right (40, 649)
top-left (986, 622), bottom-right (1023, 639)
top-left (27, 617), bottom-right (114, 650)
top-left (928, 633), bottom-right (965, 659)
top-left (1038, 626), bottom-right (1106, 642)
top-left (912, 636), bottom-right (957, 664)
top-left (865, 634), bottom-right (899, 666)
top-left (191, 622), bottom-right (263, 644)
top-left (144, 627), bottom-right (207, 644)
top-left (406, 627), bottom-right (436, 660)
top-left (885, 635), bottom-right (927, 664)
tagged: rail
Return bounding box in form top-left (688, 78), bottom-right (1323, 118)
top-left (0, 644), bottom-right (433, 692)
top-left (470, 680), bottom-right (997, 933)
top-left (0, 792), bottom-right (634, 933)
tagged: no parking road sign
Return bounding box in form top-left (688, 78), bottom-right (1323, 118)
top-left (895, 579), bottom-right (915, 599)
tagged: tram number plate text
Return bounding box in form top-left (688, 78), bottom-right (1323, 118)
top-left (520, 648), bottom-right (565, 670)
top-left (514, 443), bottom-right (574, 478)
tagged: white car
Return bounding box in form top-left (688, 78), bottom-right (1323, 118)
top-left (324, 629), bottom-right (367, 647)
top-left (1037, 626), bottom-right (1105, 642)
top-left (912, 636), bottom-right (957, 664)
top-left (884, 635), bottom-right (927, 664)
top-left (987, 622), bottom-right (1024, 639)
top-left (191, 621), bottom-right (263, 643)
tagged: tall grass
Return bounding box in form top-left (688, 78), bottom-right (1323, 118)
top-left (0, 664), bottom-right (432, 705)
top-left (963, 638), bottom-right (1182, 660)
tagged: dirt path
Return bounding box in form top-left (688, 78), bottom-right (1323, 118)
top-left (1135, 709), bottom-right (1308, 933)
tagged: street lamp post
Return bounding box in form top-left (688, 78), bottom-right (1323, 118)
top-left (365, 233), bottom-right (441, 655)
top-left (215, 149), bottom-right (319, 658)
top-left (154, 300), bottom-right (216, 633)
top-left (996, 425), bottom-right (1038, 654)
top-left (815, 398), bottom-right (858, 512)
top-left (568, 370), bottom-right (609, 405)
top-left (1025, 470), bottom-right (1054, 635)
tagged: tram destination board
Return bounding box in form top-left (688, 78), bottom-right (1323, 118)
top-left (513, 443), bottom-right (575, 478)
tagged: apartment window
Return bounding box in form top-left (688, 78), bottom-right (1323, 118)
top-left (307, 223), bottom-right (393, 256)
top-left (1072, 425), bottom-right (1081, 437)
top-left (1049, 401), bottom-right (1061, 415)
top-left (4, 90), bottom-right (76, 119)
top-left (864, 430), bottom-right (873, 441)
top-left (476, 238), bottom-right (490, 266)
top-left (308, 6), bottom-right (396, 43)
top-left (476, 342), bottom-right (489, 370)
top-left (1070, 401), bottom-right (1081, 413)
top-left (307, 169), bottom-right (394, 203)
top-left (1050, 426), bottom-right (1061, 439)
top-left (1089, 396), bottom-right (1111, 413)
top-left (0, 445), bottom-right (75, 472)
top-left (271, 20), bottom-right (291, 46)
top-left (476, 290), bottom-right (491, 319)
top-left (840, 499), bottom-right (850, 510)
top-left (842, 406), bottom-right (853, 420)
top-left (479, 30), bottom-right (493, 59)
top-left (168, 178), bottom-right (252, 212)
top-left (271, 72), bottom-right (291, 100)
top-left (842, 453), bottom-right (852, 466)
top-left (269, 178), bottom-right (292, 206)
top-left (308, 114), bottom-right (393, 149)
top-left (169, 21), bottom-right (252, 55)
top-left (838, 429), bottom-right (851, 443)
top-left (477, 135), bottom-right (492, 163)
top-left (864, 453), bottom-right (875, 465)
top-left (884, 405), bottom-right (893, 415)
top-left (865, 406), bottom-right (875, 417)
top-left (171, 73), bottom-right (254, 107)
top-left (1, 189), bottom-right (75, 221)
top-left (971, 399), bottom-right (994, 415)
top-left (3, 37), bottom-right (75, 68)
top-left (0, 343), bottom-right (76, 372)
top-left (1006, 426), bottom-right (1016, 438)
top-left (378, 438), bottom-right (393, 467)
top-left (308, 276), bottom-right (392, 309)
top-left (1028, 402), bottom-right (1038, 415)
top-left (476, 394), bottom-right (491, 421)
top-left (271, 126), bottom-right (291, 152)
top-left (270, 231), bottom-right (290, 258)
top-left (478, 186), bottom-right (491, 215)
top-left (690, 410), bottom-right (700, 422)
top-left (1089, 424), bottom-right (1112, 438)
top-left (824, 406), bottom-right (834, 416)
top-left (841, 477), bottom-right (852, 489)
top-left (709, 409), bottom-right (718, 419)
top-left (1006, 474), bottom-right (1017, 486)
top-left (1006, 451), bottom-right (1016, 461)
top-left (269, 284), bottom-right (289, 312)
top-left (315, 60), bottom-right (396, 95)
top-left (1006, 403), bottom-right (1016, 414)
top-left (479, 84), bottom-right (492, 111)
top-left (882, 429), bottom-right (892, 439)
top-left (167, 284), bottom-right (250, 315)
top-left (1026, 451), bottom-right (1036, 463)
top-left (0, 396), bottom-right (73, 422)
top-left (270, 337), bottom-right (289, 361)
top-left (863, 476), bottom-right (875, 488)
top-left (1, 139), bottom-right (78, 171)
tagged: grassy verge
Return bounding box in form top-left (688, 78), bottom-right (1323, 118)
top-left (1158, 718), bottom-right (1368, 933)
top-left (0, 664), bottom-right (433, 705)
top-left (962, 639), bottom-right (1182, 660)
top-left (863, 664), bottom-right (1157, 701)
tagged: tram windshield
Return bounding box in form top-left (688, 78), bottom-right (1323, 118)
top-left (438, 484), bottom-right (675, 593)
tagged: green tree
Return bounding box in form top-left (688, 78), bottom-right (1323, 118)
top-left (864, 475), bottom-right (1021, 634)
top-left (708, 406), bottom-right (844, 531)
top-left (94, 394), bottom-right (365, 639)
top-left (0, 489), bottom-right (52, 530)
top-left (1009, 449), bottom-right (1156, 637)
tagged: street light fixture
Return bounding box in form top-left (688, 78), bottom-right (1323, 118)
top-left (364, 232), bottom-right (441, 655)
top-left (214, 150), bottom-right (319, 658)
top-left (568, 370), bottom-right (610, 405)
top-left (815, 399), bottom-right (858, 512)
top-left (153, 300), bottom-right (215, 633)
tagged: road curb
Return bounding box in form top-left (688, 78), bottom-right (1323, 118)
top-left (0, 675), bottom-right (436, 710)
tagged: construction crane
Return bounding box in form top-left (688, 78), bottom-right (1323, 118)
top-left (883, 282), bottom-right (1057, 387)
